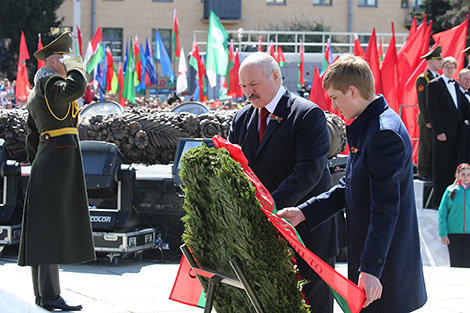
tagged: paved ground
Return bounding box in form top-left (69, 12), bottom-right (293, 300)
top-left (1, 180), bottom-right (470, 313)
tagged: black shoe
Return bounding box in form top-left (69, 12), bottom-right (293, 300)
top-left (40, 296), bottom-right (83, 311)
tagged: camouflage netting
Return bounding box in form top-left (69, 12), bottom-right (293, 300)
top-left (0, 106), bottom-right (345, 164)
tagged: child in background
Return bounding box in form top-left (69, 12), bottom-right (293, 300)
top-left (439, 163), bottom-right (470, 267)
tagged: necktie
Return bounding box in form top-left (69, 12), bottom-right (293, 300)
top-left (259, 107), bottom-right (270, 143)
top-left (448, 79), bottom-right (455, 84)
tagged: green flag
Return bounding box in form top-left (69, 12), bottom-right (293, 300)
top-left (205, 10), bottom-right (228, 87)
top-left (122, 38), bottom-right (135, 105)
top-left (86, 44), bottom-right (105, 74)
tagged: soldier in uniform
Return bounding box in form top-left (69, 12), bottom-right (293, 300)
top-left (18, 32), bottom-right (96, 311)
top-left (416, 46), bottom-right (443, 181)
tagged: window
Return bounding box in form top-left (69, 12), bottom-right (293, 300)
top-left (358, 0), bottom-right (376, 6)
top-left (102, 28), bottom-right (123, 59)
top-left (313, 0), bottom-right (332, 5)
top-left (50, 26), bottom-right (72, 37)
top-left (152, 29), bottom-right (172, 59)
top-left (267, 0), bottom-right (285, 4)
top-left (401, 0), bottom-right (408, 7)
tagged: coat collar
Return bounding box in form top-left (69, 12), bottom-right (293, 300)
top-left (347, 95), bottom-right (388, 144)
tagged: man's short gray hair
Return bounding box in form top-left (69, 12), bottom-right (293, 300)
top-left (241, 52), bottom-right (283, 84)
top-left (459, 68), bottom-right (470, 79)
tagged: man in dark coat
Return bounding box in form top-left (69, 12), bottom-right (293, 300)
top-left (278, 55), bottom-right (427, 312)
top-left (18, 31), bottom-right (96, 311)
top-left (457, 68), bottom-right (470, 163)
top-left (427, 56), bottom-right (462, 208)
top-left (228, 52), bottom-right (340, 312)
top-left (416, 46), bottom-right (442, 181)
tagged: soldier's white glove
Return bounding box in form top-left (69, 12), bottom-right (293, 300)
top-left (59, 54), bottom-right (72, 64)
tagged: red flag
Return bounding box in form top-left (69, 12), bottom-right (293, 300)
top-left (37, 33), bottom-right (45, 70)
top-left (133, 37), bottom-right (142, 85)
top-left (198, 57), bottom-right (206, 101)
top-left (381, 23), bottom-right (399, 113)
top-left (397, 15), bottom-right (427, 88)
top-left (268, 41), bottom-right (276, 59)
top-left (298, 40), bottom-right (304, 90)
top-left (106, 47), bottom-right (114, 92)
top-left (258, 36), bottom-right (263, 52)
top-left (173, 9), bottom-right (180, 60)
top-left (277, 46), bottom-right (286, 67)
top-left (364, 28), bottom-right (383, 94)
top-left (117, 62), bottom-right (126, 107)
top-left (91, 26), bottom-right (102, 52)
top-left (408, 17), bottom-right (417, 39)
top-left (190, 40), bottom-right (206, 101)
top-left (16, 31), bottom-right (31, 102)
top-left (77, 25), bottom-right (83, 56)
top-left (353, 34), bottom-right (365, 57)
top-left (169, 254), bottom-right (205, 308)
top-left (310, 66), bottom-right (330, 111)
top-left (227, 42), bottom-right (243, 99)
top-left (432, 15), bottom-right (469, 79)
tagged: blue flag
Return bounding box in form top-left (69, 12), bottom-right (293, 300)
top-left (155, 30), bottom-right (174, 82)
top-left (136, 42), bottom-right (147, 92)
top-left (123, 40), bottom-right (129, 77)
top-left (145, 38), bottom-right (157, 85)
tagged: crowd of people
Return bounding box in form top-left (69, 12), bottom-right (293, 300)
top-left (0, 77), bottom-right (17, 109)
top-left (80, 83), bottom-right (247, 112)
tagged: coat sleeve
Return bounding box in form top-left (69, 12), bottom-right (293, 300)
top-left (427, 80), bottom-right (445, 135)
top-left (298, 176), bottom-right (346, 230)
top-left (44, 56), bottom-right (87, 109)
top-left (416, 75), bottom-right (430, 123)
top-left (25, 113), bottom-right (39, 163)
top-left (271, 106), bottom-right (330, 209)
top-left (438, 189), bottom-right (451, 237)
top-left (359, 130), bottom-right (405, 278)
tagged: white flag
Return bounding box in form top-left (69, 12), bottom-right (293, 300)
top-left (83, 41), bottom-right (93, 67)
top-left (176, 47), bottom-right (188, 95)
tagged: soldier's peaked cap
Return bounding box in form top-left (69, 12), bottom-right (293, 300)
top-left (462, 46), bottom-right (470, 55)
top-left (420, 46), bottom-right (442, 60)
top-left (34, 31), bottom-right (73, 61)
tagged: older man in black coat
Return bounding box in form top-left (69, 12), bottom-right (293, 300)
top-left (228, 52), bottom-right (340, 312)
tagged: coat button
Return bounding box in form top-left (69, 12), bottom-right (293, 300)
top-left (346, 179), bottom-right (350, 187)
top-left (378, 258), bottom-right (384, 264)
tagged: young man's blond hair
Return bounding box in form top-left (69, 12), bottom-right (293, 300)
top-left (322, 54), bottom-right (375, 99)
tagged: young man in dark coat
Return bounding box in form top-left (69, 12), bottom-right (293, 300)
top-left (277, 55), bottom-right (427, 312)
top-left (18, 31), bottom-right (96, 311)
top-left (228, 52), bottom-right (340, 313)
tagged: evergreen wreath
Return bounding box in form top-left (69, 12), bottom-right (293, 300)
top-left (180, 144), bottom-right (308, 312)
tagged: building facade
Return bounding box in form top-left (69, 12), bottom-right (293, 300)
top-left (56, 0), bottom-right (414, 61)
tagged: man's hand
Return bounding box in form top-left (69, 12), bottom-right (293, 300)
top-left (437, 133), bottom-right (447, 141)
top-left (276, 207), bottom-right (306, 227)
top-left (426, 122), bottom-right (432, 128)
top-left (358, 272), bottom-right (383, 308)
